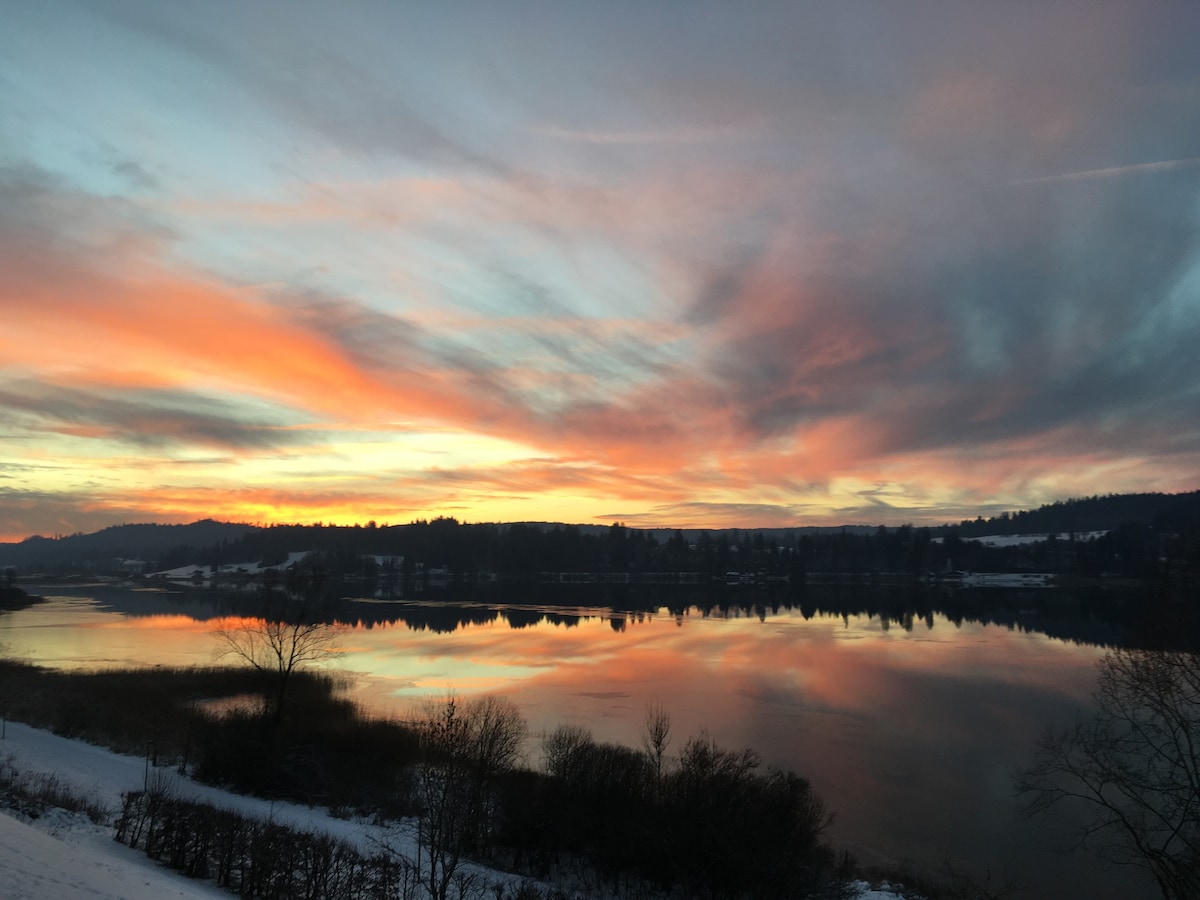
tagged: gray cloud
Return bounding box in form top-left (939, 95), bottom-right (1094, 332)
top-left (0, 487), bottom-right (194, 541)
top-left (0, 381), bottom-right (303, 452)
top-left (665, 136), bottom-right (1200, 466)
top-left (83, 0), bottom-right (520, 177)
top-left (108, 157), bottom-right (160, 192)
top-left (603, 502), bottom-right (825, 529)
top-left (283, 277), bottom-right (682, 429)
top-left (66, 2), bottom-right (1200, 473)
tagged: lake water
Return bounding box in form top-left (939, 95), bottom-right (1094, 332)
top-left (0, 580), bottom-right (1163, 899)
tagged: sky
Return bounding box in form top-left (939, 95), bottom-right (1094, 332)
top-left (2, 1), bottom-right (1199, 541)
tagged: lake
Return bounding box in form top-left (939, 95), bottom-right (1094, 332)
top-left (0, 580), bottom-right (1165, 899)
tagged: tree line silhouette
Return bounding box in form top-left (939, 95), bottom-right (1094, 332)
top-left (156, 510), bottom-right (1197, 583)
top-left (3, 489), bottom-right (1198, 581)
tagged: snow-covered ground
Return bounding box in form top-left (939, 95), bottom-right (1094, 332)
top-left (148, 551), bottom-right (314, 581)
top-left (975, 531), bottom-right (1107, 547)
top-left (0, 721), bottom-right (398, 852)
top-left (0, 722), bottom-right (902, 899)
top-left (957, 572), bottom-right (1053, 587)
top-left (0, 811), bottom-right (228, 900)
top-left (0, 721), bottom-right (416, 899)
top-left (931, 531), bottom-right (1107, 548)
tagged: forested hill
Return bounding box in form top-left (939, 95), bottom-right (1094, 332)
top-left (1, 490), bottom-right (1197, 577)
top-left (0, 520), bottom-right (253, 570)
top-left (954, 490), bottom-right (1200, 537)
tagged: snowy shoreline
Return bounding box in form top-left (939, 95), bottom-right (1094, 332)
top-left (0, 721), bottom-right (415, 899)
top-left (0, 721), bottom-right (901, 899)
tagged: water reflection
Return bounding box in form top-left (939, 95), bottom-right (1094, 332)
top-left (2, 581), bottom-right (1174, 899)
top-left (22, 579), bottom-right (1185, 647)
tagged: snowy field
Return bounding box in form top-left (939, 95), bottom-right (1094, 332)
top-left (931, 531), bottom-right (1107, 548)
top-left (973, 531), bottom-right (1107, 547)
top-left (148, 551), bottom-right (315, 581)
top-left (0, 722), bottom-right (901, 899)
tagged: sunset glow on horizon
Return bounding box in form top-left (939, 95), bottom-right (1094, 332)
top-left (3, 2), bottom-right (1199, 541)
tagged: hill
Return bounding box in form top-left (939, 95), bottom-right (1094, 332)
top-left (954, 490), bottom-right (1200, 537)
top-left (1, 490), bottom-right (1197, 578)
top-left (0, 520), bottom-right (253, 571)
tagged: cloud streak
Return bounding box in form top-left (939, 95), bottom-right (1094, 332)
top-left (1011, 157), bottom-right (1200, 185)
top-left (0, 2), bottom-right (1198, 536)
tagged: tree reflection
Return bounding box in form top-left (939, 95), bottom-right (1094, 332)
top-left (122, 579), bottom-right (1196, 652)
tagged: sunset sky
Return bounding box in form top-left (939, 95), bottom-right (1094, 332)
top-left (3, 1), bottom-right (1200, 540)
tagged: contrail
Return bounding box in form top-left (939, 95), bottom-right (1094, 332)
top-left (1012, 157), bottom-right (1200, 185)
top-left (532, 125), bottom-right (713, 144)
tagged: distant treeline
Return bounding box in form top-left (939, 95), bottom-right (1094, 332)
top-left (3, 490), bottom-right (1199, 579)
top-left (158, 499), bottom-right (1199, 581)
top-left (954, 490), bottom-right (1200, 537)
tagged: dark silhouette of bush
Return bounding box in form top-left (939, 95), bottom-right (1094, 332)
top-left (0, 662), bottom-right (421, 814)
top-left (3, 662), bottom-right (849, 897)
top-left (495, 723), bottom-right (844, 898)
top-left (660, 732), bottom-right (837, 899)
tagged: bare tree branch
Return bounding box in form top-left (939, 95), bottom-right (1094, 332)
top-left (412, 694), bottom-right (525, 900)
top-left (1016, 648), bottom-right (1200, 900)
top-left (642, 699), bottom-right (671, 783)
top-left (211, 583), bottom-right (343, 724)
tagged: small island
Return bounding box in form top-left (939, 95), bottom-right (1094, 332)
top-left (0, 581), bottom-right (40, 611)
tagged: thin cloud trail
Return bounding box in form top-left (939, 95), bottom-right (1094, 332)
top-left (1012, 157), bottom-right (1200, 185)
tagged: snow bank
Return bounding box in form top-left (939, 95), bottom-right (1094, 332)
top-left (0, 721), bottom-right (413, 864)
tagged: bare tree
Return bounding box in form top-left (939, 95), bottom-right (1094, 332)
top-left (642, 700), bottom-right (672, 782)
top-left (542, 722), bottom-right (593, 781)
top-left (1017, 647), bottom-right (1200, 900)
top-left (412, 694), bottom-right (525, 900)
top-left (414, 697), bottom-right (473, 900)
top-left (211, 585), bottom-right (342, 724)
